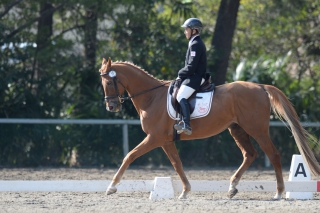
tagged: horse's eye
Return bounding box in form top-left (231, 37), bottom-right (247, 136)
top-left (107, 81), bottom-right (113, 86)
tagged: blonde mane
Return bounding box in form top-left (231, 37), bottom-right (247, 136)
top-left (112, 61), bottom-right (171, 83)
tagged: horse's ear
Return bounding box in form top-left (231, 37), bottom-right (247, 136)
top-left (107, 57), bottom-right (112, 67)
top-left (102, 57), bottom-right (112, 71)
top-left (105, 57), bottom-right (112, 71)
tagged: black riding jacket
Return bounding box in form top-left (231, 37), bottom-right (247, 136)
top-left (178, 35), bottom-right (207, 90)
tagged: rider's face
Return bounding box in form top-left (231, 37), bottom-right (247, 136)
top-left (184, 28), bottom-right (192, 39)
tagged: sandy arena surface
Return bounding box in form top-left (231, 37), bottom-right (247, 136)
top-left (0, 167), bottom-right (319, 213)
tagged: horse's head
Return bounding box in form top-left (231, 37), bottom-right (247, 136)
top-left (99, 57), bottom-right (125, 112)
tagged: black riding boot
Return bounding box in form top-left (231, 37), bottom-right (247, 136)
top-left (174, 98), bottom-right (192, 135)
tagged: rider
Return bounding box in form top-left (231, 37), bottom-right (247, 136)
top-left (174, 18), bottom-right (207, 135)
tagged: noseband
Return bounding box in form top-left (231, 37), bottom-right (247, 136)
top-left (100, 70), bottom-right (169, 104)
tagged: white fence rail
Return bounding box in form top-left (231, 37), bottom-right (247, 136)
top-left (0, 180), bottom-right (319, 193)
top-left (0, 119), bottom-right (319, 166)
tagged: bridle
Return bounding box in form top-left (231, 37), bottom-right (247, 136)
top-left (100, 71), bottom-right (126, 104)
top-left (100, 70), bottom-right (169, 104)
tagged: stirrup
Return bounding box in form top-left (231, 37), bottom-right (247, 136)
top-left (174, 121), bottom-right (184, 131)
top-left (174, 121), bottom-right (192, 135)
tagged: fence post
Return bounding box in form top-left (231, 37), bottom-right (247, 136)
top-left (122, 124), bottom-right (129, 157)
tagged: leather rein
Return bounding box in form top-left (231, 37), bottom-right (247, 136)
top-left (100, 71), bottom-right (170, 103)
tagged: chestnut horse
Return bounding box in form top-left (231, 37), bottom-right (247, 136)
top-left (99, 58), bottom-right (320, 199)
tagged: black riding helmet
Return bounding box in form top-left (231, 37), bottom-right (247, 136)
top-left (181, 18), bottom-right (203, 34)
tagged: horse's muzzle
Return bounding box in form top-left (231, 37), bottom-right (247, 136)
top-left (106, 101), bottom-right (122, 112)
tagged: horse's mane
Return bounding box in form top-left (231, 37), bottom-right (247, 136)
top-left (112, 61), bottom-right (171, 83)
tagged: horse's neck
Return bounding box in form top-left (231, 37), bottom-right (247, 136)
top-left (120, 64), bottom-right (160, 93)
top-left (118, 64), bottom-right (163, 111)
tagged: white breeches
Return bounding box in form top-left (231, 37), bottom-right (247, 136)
top-left (176, 85), bottom-right (195, 102)
top-left (176, 78), bottom-right (205, 102)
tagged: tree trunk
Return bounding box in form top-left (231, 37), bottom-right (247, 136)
top-left (32, 1), bottom-right (54, 95)
top-left (81, 5), bottom-right (99, 93)
top-left (74, 4), bottom-right (100, 117)
top-left (209, 0), bottom-right (240, 85)
top-left (84, 6), bottom-right (98, 71)
top-left (36, 2), bottom-right (53, 51)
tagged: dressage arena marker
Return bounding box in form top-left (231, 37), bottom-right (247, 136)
top-left (149, 177), bottom-right (175, 200)
top-left (286, 154), bottom-right (313, 199)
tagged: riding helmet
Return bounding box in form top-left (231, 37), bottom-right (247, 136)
top-left (181, 18), bottom-right (203, 33)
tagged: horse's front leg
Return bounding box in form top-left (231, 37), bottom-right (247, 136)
top-left (162, 141), bottom-right (191, 199)
top-left (106, 134), bottom-right (160, 195)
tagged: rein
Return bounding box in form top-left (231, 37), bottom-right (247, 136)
top-left (121, 80), bottom-right (170, 101)
top-left (100, 71), bottom-right (170, 103)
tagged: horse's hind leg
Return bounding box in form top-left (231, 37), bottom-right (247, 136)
top-left (228, 123), bottom-right (258, 199)
top-left (252, 134), bottom-right (284, 199)
top-left (162, 142), bottom-right (191, 199)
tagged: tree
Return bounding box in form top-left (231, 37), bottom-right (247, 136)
top-left (209, 0), bottom-right (240, 85)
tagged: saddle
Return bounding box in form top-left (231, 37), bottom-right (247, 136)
top-left (169, 73), bottom-right (215, 114)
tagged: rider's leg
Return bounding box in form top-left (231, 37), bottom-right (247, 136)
top-left (177, 98), bottom-right (192, 135)
top-left (174, 85), bottom-right (195, 135)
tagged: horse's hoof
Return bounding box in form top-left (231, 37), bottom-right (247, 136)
top-left (273, 193), bottom-right (281, 200)
top-left (106, 186), bottom-right (117, 195)
top-left (178, 191), bottom-right (188, 199)
top-left (228, 188), bottom-right (238, 199)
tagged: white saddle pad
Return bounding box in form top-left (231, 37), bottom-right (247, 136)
top-left (167, 88), bottom-right (214, 120)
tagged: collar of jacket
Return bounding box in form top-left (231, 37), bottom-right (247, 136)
top-left (188, 35), bottom-right (199, 47)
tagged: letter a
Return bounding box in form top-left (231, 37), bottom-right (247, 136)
top-left (294, 163), bottom-right (307, 177)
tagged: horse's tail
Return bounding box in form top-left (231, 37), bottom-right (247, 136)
top-left (263, 84), bottom-right (320, 176)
